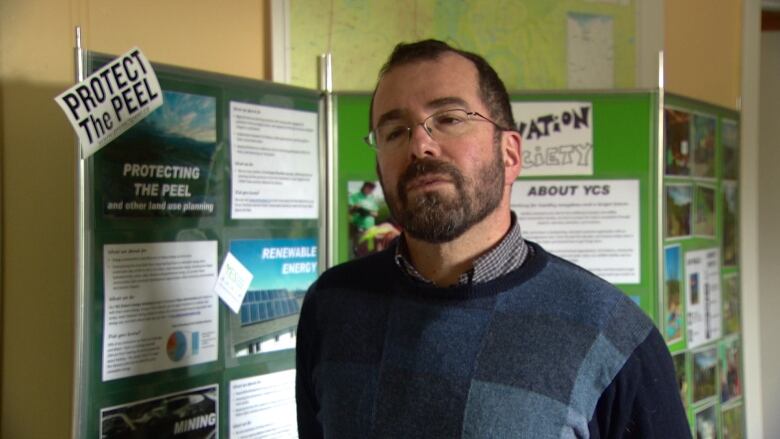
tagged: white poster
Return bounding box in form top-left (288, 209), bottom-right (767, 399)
top-left (511, 101), bottom-right (593, 176)
top-left (685, 248), bottom-right (722, 348)
top-left (230, 370), bottom-right (298, 439)
top-left (230, 102), bottom-right (319, 219)
top-left (102, 241), bottom-right (218, 381)
top-left (54, 47), bottom-right (163, 158)
top-left (511, 179), bottom-right (639, 284)
top-left (567, 14), bottom-right (614, 89)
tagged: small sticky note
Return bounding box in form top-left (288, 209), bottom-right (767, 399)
top-left (214, 252), bottom-right (253, 314)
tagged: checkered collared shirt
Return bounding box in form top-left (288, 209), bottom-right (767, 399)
top-left (394, 212), bottom-right (531, 286)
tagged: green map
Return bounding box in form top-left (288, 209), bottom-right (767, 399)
top-left (290, 0), bottom-right (636, 91)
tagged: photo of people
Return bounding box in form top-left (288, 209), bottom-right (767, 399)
top-left (672, 351), bottom-right (688, 410)
top-left (691, 113), bottom-right (717, 178)
top-left (694, 185), bottom-right (716, 237)
top-left (665, 108), bottom-right (691, 176)
top-left (721, 404), bottom-right (745, 439)
top-left (723, 182), bottom-right (739, 266)
top-left (720, 336), bottom-right (743, 403)
top-left (722, 274), bottom-right (741, 335)
top-left (693, 346), bottom-right (718, 403)
top-left (347, 181), bottom-right (400, 259)
top-left (722, 119), bottom-right (739, 181)
top-left (665, 245), bottom-right (683, 343)
top-left (695, 404), bottom-right (718, 439)
top-left (666, 184), bottom-right (692, 238)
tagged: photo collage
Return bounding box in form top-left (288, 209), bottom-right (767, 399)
top-left (663, 106), bottom-right (743, 438)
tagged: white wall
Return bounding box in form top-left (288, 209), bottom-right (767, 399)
top-left (759, 30), bottom-right (780, 439)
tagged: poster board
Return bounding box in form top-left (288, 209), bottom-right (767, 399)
top-left (76, 52), bottom-right (322, 438)
top-left (662, 94), bottom-right (743, 433)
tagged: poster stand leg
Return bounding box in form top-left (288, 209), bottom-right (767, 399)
top-left (319, 53), bottom-right (335, 270)
top-left (71, 25), bottom-right (87, 439)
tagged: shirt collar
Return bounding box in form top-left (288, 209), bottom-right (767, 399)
top-left (394, 211), bottom-right (529, 287)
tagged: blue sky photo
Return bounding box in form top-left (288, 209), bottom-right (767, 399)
top-left (665, 246), bottom-right (680, 282)
top-left (143, 90), bottom-right (216, 143)
top-left (668, 185), bottom-right (692, 206)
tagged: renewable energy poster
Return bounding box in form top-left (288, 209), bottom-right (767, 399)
top-left (227, 238), bottom-right (318, 358)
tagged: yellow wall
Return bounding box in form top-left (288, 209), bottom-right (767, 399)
top-left (0, 1), bottom-right (268, 437)
top-left (665, 0), bottom-right (743, 109)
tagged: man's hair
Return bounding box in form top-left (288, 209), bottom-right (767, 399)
top-left (369, 39), bottom-right (515, 132)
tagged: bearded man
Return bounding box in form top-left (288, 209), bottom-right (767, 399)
top-left (296, 40), bottom-right (690, 438)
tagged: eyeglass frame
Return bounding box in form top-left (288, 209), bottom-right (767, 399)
top-left (363, 108), bottom-right (513, 150)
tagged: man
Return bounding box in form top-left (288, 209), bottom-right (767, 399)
top-left (297, 40), bottom-right (690, 438)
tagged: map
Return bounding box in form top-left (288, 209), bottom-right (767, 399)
top-left (289, 0), bottom-right (635, 91)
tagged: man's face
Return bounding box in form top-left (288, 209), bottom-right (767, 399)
top-left (371, 53), bottom-right (507, 243)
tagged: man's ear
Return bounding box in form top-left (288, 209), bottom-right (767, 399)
top-left (502, 130), bottom-right (522, 184)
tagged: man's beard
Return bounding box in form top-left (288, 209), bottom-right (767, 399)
top-left (381, 145), bottom-right (505, 243)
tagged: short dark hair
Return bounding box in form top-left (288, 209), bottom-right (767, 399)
top-left (369, 39), bottom-right (515, 132)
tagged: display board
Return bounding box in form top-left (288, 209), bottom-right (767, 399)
top-left (335, 91), bottom-right (744, 436)
top-left (76, 52), bottom-right (322, 438)
top-left (662, 94), bottom-right (744, 436)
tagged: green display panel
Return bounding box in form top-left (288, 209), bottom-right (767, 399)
top-left (78, 53), bottom-right (322, 438)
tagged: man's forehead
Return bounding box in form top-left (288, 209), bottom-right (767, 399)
top-left (372, 54), bottom-right (481, 123)
top-left (377, 96), bottom-right (470, 122)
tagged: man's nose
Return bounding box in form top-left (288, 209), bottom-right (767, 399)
top-left (408, 123), bottom-right (439, 159)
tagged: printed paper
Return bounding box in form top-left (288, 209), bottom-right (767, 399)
top-left (685, 248), bottom-right (722, 348)
top-left (230, 102), bottom-right (319, 219)
top-left (511, 101), bottom-right (593, 176)
top-left (512, 179), bottom-right (639, 283)
top-left (100, 384), bottom-right (217, 438)
top-left (215, 252), bottom-right (254, 314)
top-left (230, 371), bottom-right (297, 439)
top-left (102, 241), bottom-right (218, 381)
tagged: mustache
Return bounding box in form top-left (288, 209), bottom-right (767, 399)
top-left (397, 159), bottom-right (465, 199)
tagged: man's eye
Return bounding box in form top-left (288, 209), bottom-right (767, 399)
top-left (383, 127), bottom-right (407, 142)
top-left (434, 114), bottom-right (465, 126)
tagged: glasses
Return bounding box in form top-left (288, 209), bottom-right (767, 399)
top-left (364, 108), bottom-right (508, 150)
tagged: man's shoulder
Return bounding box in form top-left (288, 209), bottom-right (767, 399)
top-left (311, 247), bottom-right (397, 293)
top-left (300, 249), bottom-right (397, 324)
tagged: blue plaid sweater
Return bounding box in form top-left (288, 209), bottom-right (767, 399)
top-left (296, 242), bottom-right (690, 438)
